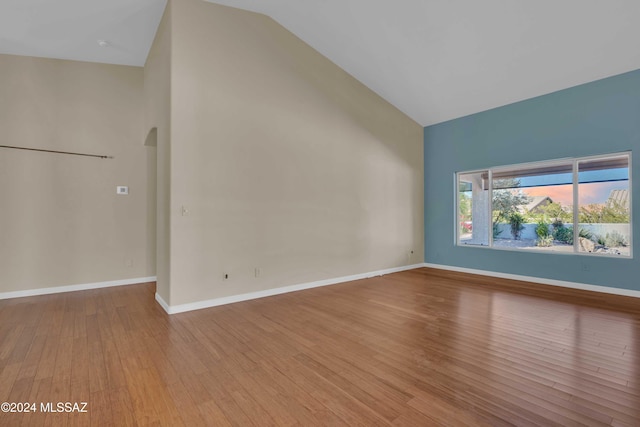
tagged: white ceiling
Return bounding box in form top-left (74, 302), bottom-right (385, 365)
top-left (0, 0), bottom-right (166, 67)
top-left (1, 1), bottom-right (639, 126)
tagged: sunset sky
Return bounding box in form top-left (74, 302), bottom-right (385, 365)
top-left (509, 166), bottom-right (628, 207)
top-left (523, 181), bottom-right (627, 206)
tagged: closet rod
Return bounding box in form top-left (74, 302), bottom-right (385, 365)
top-left (0, 145), bottom-right (113, 159)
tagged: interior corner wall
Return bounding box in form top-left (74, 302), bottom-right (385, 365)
top-left (167, 0), bottom-right (424, 306)
top-left (0, 54), bottom-right (152, 293)
top-left (424, 69), bottom-right (640, 292)
top-left (144, 3), bottom-right (172, 304)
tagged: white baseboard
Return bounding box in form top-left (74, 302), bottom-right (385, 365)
top-left (0, 276), bottom-right (157, 300)
top-left (155, 292), bottom-right (171, 313)
top-left (422, 262), bottom-right (640, 299)
top-left (156, 263), bottom-right (425, 315)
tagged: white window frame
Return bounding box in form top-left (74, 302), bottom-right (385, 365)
top-left (455, 152), bottom-right (632, 258)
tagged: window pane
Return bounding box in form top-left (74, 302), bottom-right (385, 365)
top-left (577, 155), bottom-right (630, 256)
top-left (492, 163), bottom-right (574, 252)
top-left (458, 171), bottom-right (489, 246)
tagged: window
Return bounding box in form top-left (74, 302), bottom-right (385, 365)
top-left (492, 162), bottom-right (574, 252)
top-left (456, 152), bottom-right (631, 257)
top-left (457, 171), bottom-right (489, 246)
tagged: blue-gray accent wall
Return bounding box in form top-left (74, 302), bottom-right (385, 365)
top-left (424, 69), bottom-right (640, 291)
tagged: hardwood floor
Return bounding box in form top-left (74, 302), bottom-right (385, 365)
top-left (1, 267), bottom-right (639, 426)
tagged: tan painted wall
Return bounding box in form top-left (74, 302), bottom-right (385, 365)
top-left (0, 54), bottom-right (153, 292)
top-left (144, 4), bottom-right (172, 304)
top-left (169, 0), bottom-right (424, 305)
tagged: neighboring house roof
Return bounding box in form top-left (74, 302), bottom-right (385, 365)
top-left (522, 196), bottom-right (553, 213)
top-left (607, 189), bottom-right (629, 209)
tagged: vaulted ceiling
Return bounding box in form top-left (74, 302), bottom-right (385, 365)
top-left (2, 0), bottom-right (640, 126)
top-left (0, 0), bottom-right (166, 68)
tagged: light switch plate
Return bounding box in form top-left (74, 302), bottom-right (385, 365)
top-left (117, 186), bottom-right (129, 195)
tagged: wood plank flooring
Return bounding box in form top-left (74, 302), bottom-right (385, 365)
top-left (1, 267), bottom-right (640, 426)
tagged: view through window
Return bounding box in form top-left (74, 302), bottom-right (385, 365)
top-left (457, 153), bottom-right (631, 257)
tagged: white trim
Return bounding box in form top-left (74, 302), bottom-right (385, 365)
top-left (156, 264), bottom-right (425, 315)
top-left (422, 262), bottom-right (640, 299)
top-left (627, 151), bottom-right (633, 258)
top-left (572, 159), bottom-right (579, 252)
top-left (155, 292), bottom-right (171, 312)
top-left (488, 168), bottom-right (493, 247)
top-left (0, 276), bottom-right (158, 300)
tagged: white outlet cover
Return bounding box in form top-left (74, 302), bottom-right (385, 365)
top-left (117, 186), bottom-right (129, 195)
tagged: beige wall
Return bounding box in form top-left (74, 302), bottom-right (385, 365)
top-left (168, 0), bottom-right (424, 306)
top-left (144, 4), bottom-right (172, 304)
top-left (1, 1), bottom-right (424, 304)
top-left (0, 54), bottom-right (153, 292)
